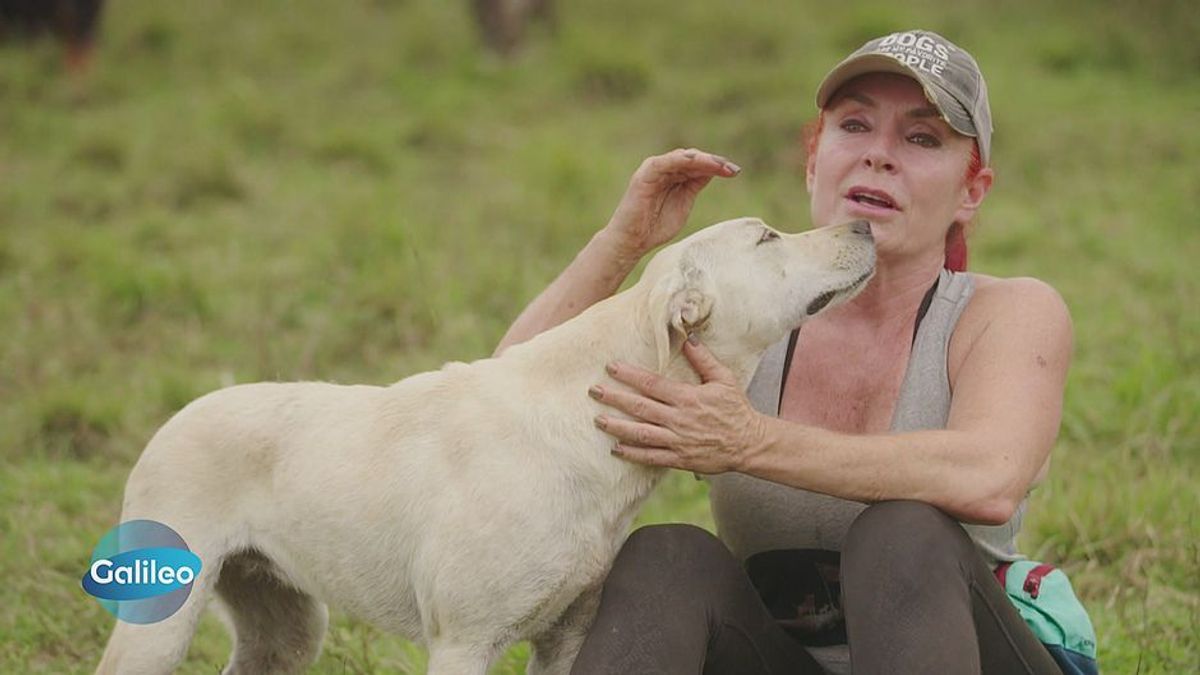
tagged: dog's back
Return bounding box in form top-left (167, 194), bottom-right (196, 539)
top-left (115, 355), bottom-right (623, 644)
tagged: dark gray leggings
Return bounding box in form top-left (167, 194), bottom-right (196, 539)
top-left (570, 500), bottom-right (1062, 674)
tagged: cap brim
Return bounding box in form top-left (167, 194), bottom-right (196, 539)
top-left (815, 54), bottom-right (978, 140)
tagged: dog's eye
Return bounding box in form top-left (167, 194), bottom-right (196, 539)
top-left (757, 229), bottom-right (781, 245)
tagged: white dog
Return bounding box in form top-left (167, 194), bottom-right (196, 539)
top-left (95, 217), bottom-right (874, 675)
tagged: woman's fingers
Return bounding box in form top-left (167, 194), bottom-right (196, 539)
top-left (639, 148), bottom-right (740, 182)
top-left (603, 361), bottom-right (681, 403)
top-left (588, 384), bottom-right (672, 424)
top-left (593, 414), bottom-right (678, 449)
top-left (681, 337), bottom-right (737, 385)
top-left (610, 444), bottom-right (684, 470)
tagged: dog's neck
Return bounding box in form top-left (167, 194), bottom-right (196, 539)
top-left (498, 282), bottom-right (764, 393)
top-left (487, 283), bottom-right (768, 542)
top-left (496, 283), bottom-right (676, 379)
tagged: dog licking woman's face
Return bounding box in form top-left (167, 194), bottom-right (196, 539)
top-left (643, 217), bottom-right (875, 374)
top-left (806, 73), bottom-right (992, 265)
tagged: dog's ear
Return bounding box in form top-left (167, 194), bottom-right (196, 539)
top-left (650, 261), bottom-right (714, 371)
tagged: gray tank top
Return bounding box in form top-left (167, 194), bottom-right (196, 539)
top-left (708, 269), bottom-right (1028, 673)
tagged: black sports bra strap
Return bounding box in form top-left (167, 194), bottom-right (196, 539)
top-left (777, 328), bottom-right (801, 415)
top-left (778, 275), bottom-right (942, 411)
top-left (912, 276), bottom-right (940, 345)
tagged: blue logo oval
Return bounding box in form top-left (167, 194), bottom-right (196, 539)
top-left (82, 520), bottom-right (203, 624)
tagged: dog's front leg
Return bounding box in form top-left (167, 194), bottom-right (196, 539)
top-left (426, 641), bottom-right (494, 675)
top-left (527, 585), bottom-right (601, 675)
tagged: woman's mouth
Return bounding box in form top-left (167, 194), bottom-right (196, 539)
top-left (845, 187), bottom-right (899, 213)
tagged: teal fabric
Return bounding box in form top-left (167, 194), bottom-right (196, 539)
top-left (999, 561), bottom-right (1097, 660)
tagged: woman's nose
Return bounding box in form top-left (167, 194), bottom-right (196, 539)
top-left (862, 137), bottom-right (898, 173)
top-left (863, 153), bottom-right (896, 172)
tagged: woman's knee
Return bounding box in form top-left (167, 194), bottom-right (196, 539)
top-left (616, 524), bottom-right (732, 569)
top-left (608, 524), bottom-right (744, 594)
top-left (843, 501), bottom-right (972, 571)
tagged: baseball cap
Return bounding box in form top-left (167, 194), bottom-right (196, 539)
top-left (815, 30), bottom-right (993, 165)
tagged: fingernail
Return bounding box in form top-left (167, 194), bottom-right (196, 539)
top-left (611, 444), bottom-right (623, 456)
top-left (588, 385), bottom-right (603, 400)
top-left (594, 415), bottom-right (607, 430)
top-left (605, 362), bottom-right (617, 375)
top-left (725, 162), bottom-right (742, 175)
top-left (687, 332), bottom-right (700, 345)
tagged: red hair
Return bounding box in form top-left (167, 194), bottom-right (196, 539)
top-left (801, 111), bottom-right (984, 272)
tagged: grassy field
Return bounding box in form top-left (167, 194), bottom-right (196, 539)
top-left (2, 0), bottom-right (1197, 672)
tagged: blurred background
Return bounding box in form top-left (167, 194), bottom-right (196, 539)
top-left (1, 0), bottom-right (1196, 672)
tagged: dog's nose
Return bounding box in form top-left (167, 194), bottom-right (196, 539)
top-left (849, 220), bottom-right (873, 239)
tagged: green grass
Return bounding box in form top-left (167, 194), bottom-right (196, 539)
top-left (2, 0), bottom-right (1197, 672)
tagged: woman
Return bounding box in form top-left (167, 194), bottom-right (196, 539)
top-left (496, 30), bottom-right (1073, 674)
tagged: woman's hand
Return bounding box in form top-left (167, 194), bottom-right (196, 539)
top-left (495, 149), bottom-right (737, 355)
top-left (602, 149), bottom-right (741, 261)
top-left (589, 336), bottom-right (767, 474)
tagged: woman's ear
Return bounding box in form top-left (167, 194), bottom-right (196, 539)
top-left (954, 166), bottom-right (994, 224)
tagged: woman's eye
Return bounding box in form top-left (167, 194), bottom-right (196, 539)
top-left (758, 229), bottom-right (781, 244)
top-left (909, 133), bottom-right (941, 148)
top-left (841, 119), bottom-right (868, 132)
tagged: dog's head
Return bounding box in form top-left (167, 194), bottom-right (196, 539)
top-left (640, 217), bottom-right (875, 376)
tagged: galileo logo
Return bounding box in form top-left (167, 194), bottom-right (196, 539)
top-left (82, 519), bottom-right (202, 624)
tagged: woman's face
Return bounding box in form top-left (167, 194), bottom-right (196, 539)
top-left (807, 72), bottom-right (992, 261)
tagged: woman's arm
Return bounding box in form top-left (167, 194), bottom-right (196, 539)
top-left (590, 277), bottom-right (1073, 526)
top-left (494, 149), bottom-right (740, 355)
top-left (494, 229), bottom-right (641, 356)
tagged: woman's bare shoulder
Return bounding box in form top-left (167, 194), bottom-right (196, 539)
top-left (950, 273), bottom-right (1073, 378)
top-left (966, 273), bottom-right (1070, 318)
